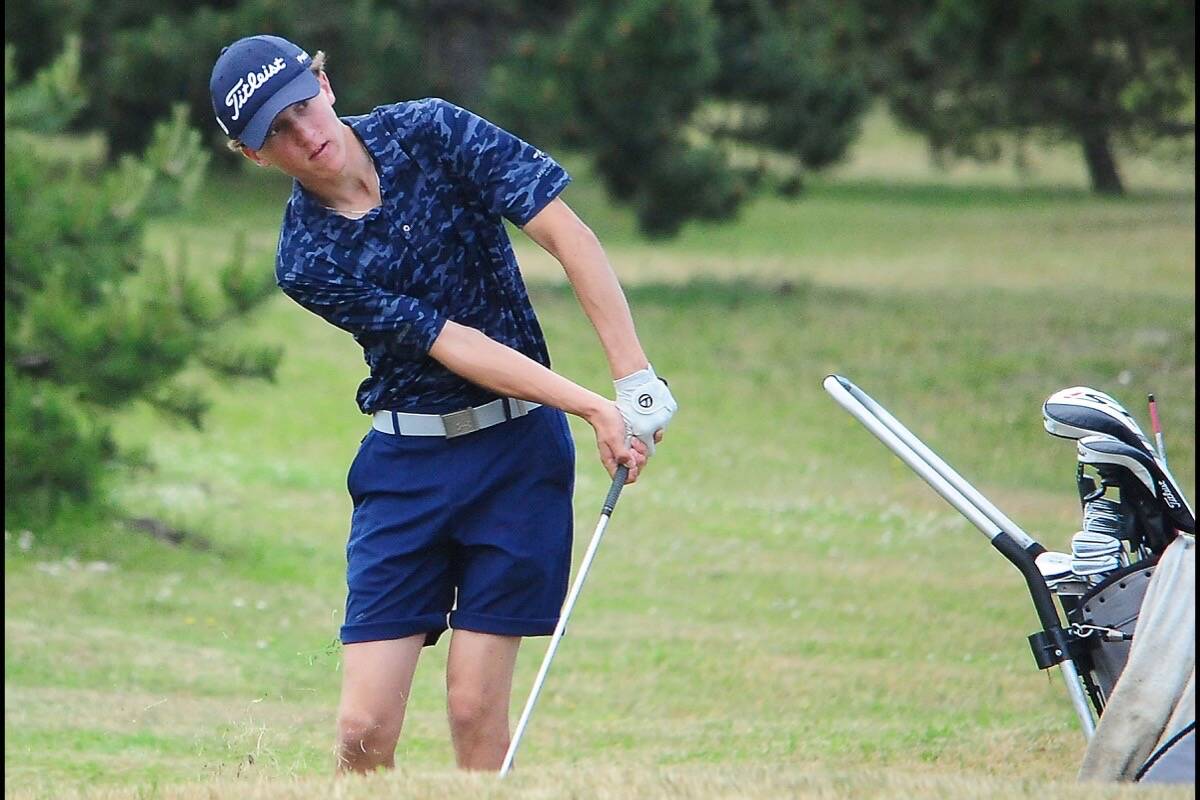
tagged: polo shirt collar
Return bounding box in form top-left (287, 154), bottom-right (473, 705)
top-left (287, 112), bottom-right (396, 244)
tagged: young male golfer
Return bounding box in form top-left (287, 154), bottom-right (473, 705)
top-left (209, 35), bottom-right (677, 772)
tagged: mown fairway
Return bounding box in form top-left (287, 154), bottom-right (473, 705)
top-left (5, 112), bottom-right (1194, 799)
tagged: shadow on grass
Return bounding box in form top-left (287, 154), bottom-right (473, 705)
top-left (808, 178), bottom-right (1195, 209)
top-left (532, 275), bottom-right (821, 310)
top-left (125, 516), bottom-right (213, 551)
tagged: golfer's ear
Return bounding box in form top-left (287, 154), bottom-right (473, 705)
top-left (318, 71), bottom-right (336, 105)
top-left (240, 145), bottom-right (271, 168)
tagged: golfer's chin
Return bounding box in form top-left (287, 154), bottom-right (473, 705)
top-left (300, 143), bottom-right (346, 179)
top-left (307, 141), bottom-right (340, 170)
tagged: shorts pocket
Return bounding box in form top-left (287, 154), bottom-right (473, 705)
top-left (346, 430), bottom-right (375, 499)
top-left (544, 409), bottom-right (576, 473)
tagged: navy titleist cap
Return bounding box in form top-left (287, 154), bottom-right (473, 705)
top-left (210, 35), bottom-right (320, 150)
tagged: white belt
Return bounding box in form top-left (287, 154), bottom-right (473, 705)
top-left (372, 398), bottom-right (541, 438)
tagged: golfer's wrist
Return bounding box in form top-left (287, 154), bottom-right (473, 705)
top-left (566, 389), bottom-right (612, 425)
top-left (610, 357), bottom-right (650, 382)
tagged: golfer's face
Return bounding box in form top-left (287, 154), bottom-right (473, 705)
top-left (256, 75), bottom-right (344, 176)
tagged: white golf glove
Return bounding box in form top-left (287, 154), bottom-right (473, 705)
top-left (614, 364), bottom-right (677, 455)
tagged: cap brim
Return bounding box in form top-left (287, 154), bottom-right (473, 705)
top-left (240, 70), bottom-right (321, 151)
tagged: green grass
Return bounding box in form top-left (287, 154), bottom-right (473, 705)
top-left (5, 109), bottom-right (1195, 799)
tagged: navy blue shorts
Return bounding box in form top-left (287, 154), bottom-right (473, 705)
top-left (341, 405), bottom-right (575, 647)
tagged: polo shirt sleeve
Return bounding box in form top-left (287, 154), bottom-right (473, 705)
top-left (415, 98), bottom-right (571, 226)
top-left (275, 255), bottom-right (446, 357)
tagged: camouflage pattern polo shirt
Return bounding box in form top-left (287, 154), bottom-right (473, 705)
top-left (274, 98), bottom-right (571, 414)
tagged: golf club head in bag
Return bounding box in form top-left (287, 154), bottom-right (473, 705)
top-left (1076, 436), bottom-right (1195, 555)
top-left (1071, 530), bottom-right (1125, 561)
top-left (1069, 531), bottom-right (1126, 585)
top-left (1036, 550), bottom-right (1075, 588)
top-left (1071, 553), bottom-right (1123, 582)
top-left (1081, 497), bottom-right (1126, 538)
top-left (1043, 387), bottom-right (1159, 461)
top-left (1073, 465), bottom-right (1151, 561)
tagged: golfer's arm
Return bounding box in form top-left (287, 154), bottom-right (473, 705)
top-left (522, 199), bottom-right (648, 380)
top-left (429, 321), bottom-right (607, 420)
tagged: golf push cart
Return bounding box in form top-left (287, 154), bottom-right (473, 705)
top-left (824, 376), bottom-right (1195, 784)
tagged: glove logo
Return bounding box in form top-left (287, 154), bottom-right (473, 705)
top-left (638, 393), bottom-right (653, 409)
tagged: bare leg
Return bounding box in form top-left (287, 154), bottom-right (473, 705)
top-left (335, 635), bottom-right (425, 774)
top-left (445, 630), bottom-right (521, 771)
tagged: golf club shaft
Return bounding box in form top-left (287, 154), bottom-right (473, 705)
top-left (500, 464), bottom-right (630, 777)
top-left (1148, 394), bottom-right (1168, 466)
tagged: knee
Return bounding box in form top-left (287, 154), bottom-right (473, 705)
top-left (446, 684), bottom-right (492, 732)
top-left (336, 709), bottom-right (399, 755)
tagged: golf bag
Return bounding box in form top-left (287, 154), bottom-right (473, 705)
top-left (824, 376), bottom-right (1196, 784)
top-left (1041, 387), bottom-right (1195, 783)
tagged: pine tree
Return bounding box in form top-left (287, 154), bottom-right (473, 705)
top-left (850, 0), bottom-right (1195, 194)
top-left (5, 38), bottom-right (279, 520)
top-left (488, 0), bottom-right (868, 236)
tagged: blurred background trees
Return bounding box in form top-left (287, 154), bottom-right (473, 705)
top-left (850, 0), bottom-right (1195, 195)
top-left (5, 0), bottom-right (870, 235)
top-left (489, 0), bottom-right (868, 235)
top-left (5, 38), bottom-right (279, 520)
top-left (3, 1), bottom-right (1194, 521)
top-left (4, 0), bottom-right (424, 159)
top-left (6, 1), bottom-right (1193, 219)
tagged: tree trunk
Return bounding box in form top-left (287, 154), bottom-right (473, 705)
top-left (1081, 130), bottom-right (1124, 195)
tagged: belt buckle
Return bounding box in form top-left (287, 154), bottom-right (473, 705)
top-left (441, 407), bottom-right (479, 438)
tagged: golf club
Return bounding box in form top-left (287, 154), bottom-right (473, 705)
top-left (1147, 394), bottom-right (1168, 466)
top-left (1043, 387), bottom-right (1159, 460)
top-left (1036, 550), bottom-right (1075, 589)
top-left (1077, 436), bottom-right (1195, 534)
top-left (1082, 498), bottom-right (1125, 537)
top-left (1070, 553), bottom-right (1123, 584)
top-left (1071, 530), bottom-right (1124, 560)
top-left (499, 463), bottom-right (630, 778)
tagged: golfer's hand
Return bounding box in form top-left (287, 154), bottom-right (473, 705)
top-left (614, 364), bottom-right (677, 455)
top-left (589, 402), bottom-right (648, 484)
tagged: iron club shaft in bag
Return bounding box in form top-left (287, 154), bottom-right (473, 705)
top-left (1147, 394), bottom-right (1168, 466)
top-left (499, 464), bottom-right (630, 778)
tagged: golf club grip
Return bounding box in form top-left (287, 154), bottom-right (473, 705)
top-left (603, 465), bottom-right (629, 515)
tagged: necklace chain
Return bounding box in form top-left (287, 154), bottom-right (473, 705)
top-left (325, 166), bottom-right (381, 216)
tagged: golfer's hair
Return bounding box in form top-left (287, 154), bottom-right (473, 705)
top-left (225, 50), bottom-right (327, 153)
